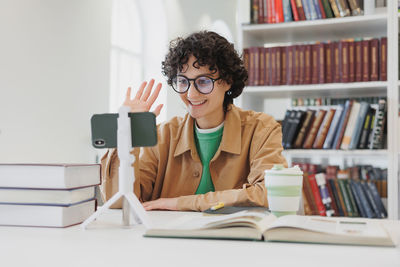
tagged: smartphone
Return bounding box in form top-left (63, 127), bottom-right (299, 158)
top-left (90, 112), bottom-right (157, 148)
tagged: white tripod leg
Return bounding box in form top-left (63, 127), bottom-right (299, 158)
top-left (125, 193), bottom-right (152, 228)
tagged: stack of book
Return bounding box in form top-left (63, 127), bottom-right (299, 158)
top-left (294, 163), bottom-right (387, 219)
top-left (249, 0), bottom-right (384, 24)
top-left (243, 37), bottom-right (387, 86)
top-left (0, 164), bottom-right (100, 227)
top-left (281, 98), bottom-right (386, 150)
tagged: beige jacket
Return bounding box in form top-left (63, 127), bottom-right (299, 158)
top-left (100, 104), bottom-right (287, 211)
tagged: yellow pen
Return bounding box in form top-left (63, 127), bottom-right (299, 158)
top-left (210, 202), bottom-right (224, 211)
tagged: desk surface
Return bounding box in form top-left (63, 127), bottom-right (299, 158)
top-left (1, 210), bottom-right (400, 267)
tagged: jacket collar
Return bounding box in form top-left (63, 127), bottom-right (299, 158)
top-left (174, 105), bottom-right (241, 157)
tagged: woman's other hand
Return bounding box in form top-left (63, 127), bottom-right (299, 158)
top-left (123, 79), bottom-right (164, 116)
top-left (142, 197), bottom-right (178, 211)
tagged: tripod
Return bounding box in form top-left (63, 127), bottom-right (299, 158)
top-left (82, 106), bottom-right (152, 229)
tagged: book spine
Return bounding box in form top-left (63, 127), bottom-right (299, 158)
top-left (285, 110), bottom-right (305, 149)
top-left (263, 0), bottom-right (269, 23)
top-left (362, 39), bottom-right (370, 81)
top-left (336, 0), bottom-right (350, 17)
top-left (367, 181), bottom-right (387, 218)
top-left (270, 47), bottom-right (276, 85)
top-left (290, 0), bottom-right (300, 21)
top-left (369, 99), bottom-right (386, 149)
top-left (294, 110), bottom-right (315, 148)
top-left (333, 41), bottom-right (340, 83)
top-left (313, 108), bottom-right (335, 149)
top-left (380, 37), bottom-right (387, 81)
top-left (276, 46), bottom-right (282, 85)
top-left (268, 0), bottom-right (275, 23)
top-left (281, 46), bottom-right (287, 85)
top-left (286, 46), bottom-right (293, 85)
top-left (370, 38), bottom-right (379, 81)
top-left (321, 0), bottom-right (333, 18)
top-left (317, 0), bottom-right (327, 18)
top-left (315, 173), bottom-right (335, 216)
top-left (345, 180), bottom-right (360, 217)
top-left (328, 0), bottom-right (341, 17)
top-left (339, 40), bottom-right (349, 83)
top-left (348, 40), bottom-right (355, 82)
top-left (349, 102), bottom-right (370, 149)
top-left (312, 0), bottom-right (322, 19)
top-left (323, 105), bottom-right (343, 149)
top-left (325, 42), bottom-right (333, 83)
top-left (307, 0), bottom-right (319, 19)
top-left (251, 0), bottom-right (259, 24)
top-left (275, 0), bottom-right (285, 23)
top-left (259, 47), bottom-right (265, 85)
top-left (318, 43), bottom-right (325, 84)
top-left (358, 108), bottom-right (373, 149)
top-left (311, 44), bottom-right (319, 84)
top-left (298, 45), bottom-right (305, 84)
top-left (304, 44), bottom-right (312, 84)
top-left (295, 0), bottom-right (307, 20)
top-left (360, 181), bottom-right (382, 218)
top-left (347, 0), bottom-right (362, 16)
top-left (328, 179), bottom-right (345, 216)
top-left (333, 100), bottom-right (353, 149)
top-left (303, 109), bottom-right (327, 149)
top-left (301, 0), bottom-right (311, 20)
top-left (265, 47), bottom-right (271, 85)
top-left (355, 181), bottom-right (375, 218)
top-left (355, 40), bottom-right (363, 82)
top-left (337, 179), bottom-right (354, 216)
top-left (308, 174), bottom-right (327, 216)
top-left (333, 179), bottom-right (348, 216)
top-left (303, 173), bottom-right (320, 215)
top-left (340, 101), bottom-right (360, 150)
top-left (282, 0), bottom-right (294, 21)
top-left (349, 180), bottom-right (366, 217)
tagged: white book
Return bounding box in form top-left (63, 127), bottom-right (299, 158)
top-left (340, 101), bottom-right (361, 150)
top-left (0, 199), bottom-right (96, 227)
top-left (0, 164), bottom-right (100, 189)
top-left (0, 186), bottom-right (95, 206)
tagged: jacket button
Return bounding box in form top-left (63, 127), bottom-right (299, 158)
top-left (193, 171), bottom-right (200, 177)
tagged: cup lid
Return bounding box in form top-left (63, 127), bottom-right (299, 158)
top-left (264, 164), bottom-right (303, 175)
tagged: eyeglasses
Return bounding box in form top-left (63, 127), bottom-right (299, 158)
top-left (172, 75), bottom-right (221, 94)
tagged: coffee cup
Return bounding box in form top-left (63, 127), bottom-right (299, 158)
top-left (264, 164), bottom-right (303, 217)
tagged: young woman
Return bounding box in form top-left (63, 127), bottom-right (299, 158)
top-left (100, 31), bottom-right (287, 211)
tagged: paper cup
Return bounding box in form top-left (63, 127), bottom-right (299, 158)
top-left (265, 164), bottom-right (303, 217)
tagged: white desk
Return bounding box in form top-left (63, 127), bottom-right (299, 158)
top-left (1, 210), bottom-right (400, 267)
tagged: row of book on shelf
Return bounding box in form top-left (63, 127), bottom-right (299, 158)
top-left (0, 164), bottom-right (100, 227)
top-left (250, 0), bottom-right (386, 24)
top-left (281, 97), bottom-right (386, 150)
top-left (295, 163), bottom-right (387, 218)
top-left (243, 37), bottom-right (387, 86)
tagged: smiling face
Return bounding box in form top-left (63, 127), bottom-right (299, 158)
top-left (178, 55), bottom-right (231, 129)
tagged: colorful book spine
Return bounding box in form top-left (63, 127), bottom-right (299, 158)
top-left (308, 174), bottom-right (327, 216)
top-left (282, 0), bottom-right (294, 21)
top-left (323, 104), bottom-right (343, 149)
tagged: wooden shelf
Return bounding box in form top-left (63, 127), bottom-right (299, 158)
top-left (283, 149), bottom-right (388, 157)
top-left (243, 81), bottom-right (388, 98)
top-left (241, 13), bottom-right (387, 46)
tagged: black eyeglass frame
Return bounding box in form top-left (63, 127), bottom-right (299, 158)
top-left (172, 75), bottom-right (222, 95)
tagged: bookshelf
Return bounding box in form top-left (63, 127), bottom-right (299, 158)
top-left (236, 0), bottom-right (399, 219)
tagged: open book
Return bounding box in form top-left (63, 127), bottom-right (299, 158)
top-left (145, 210), bottom-right (396, 247)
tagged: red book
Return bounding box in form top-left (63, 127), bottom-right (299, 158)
top-left (317, 43), bottom-right (325, 84)
top-left (325, 42), bottom-right (334, 83)
top-left (304, 44), bottom-right (312, 84)
top-left (276, 46), bottom-right (282, 85)
top-left (264, 47), bottom-right (271, 85)
top-left (355, 40), bottom-right (363, 82)
top-left (258, 0), bottom-right (264, 24)
top-left (308, 174), bottom-right (327, 216)
top-left (348, 40), bottom-right (355, 82)
top-left (317, 0), bottom-right (327, 18)
top-left (362, 39), bottom-right (371, 81)
top-left (333, 41), bottom-right (340, 83)
top-left (380, 37), bottom-right (387, 81)
top-left (295, 0), bottom-right (306, 20)
top-left (259, 47), bottom-right (265, 85)
top-left (286, 46), bottom-right (294, 85)
top-left (294, 45), bottom-right (300, 84)
top-left (281, 46), bottom-right (287, 85)
top-left (290, 0), bottom-right (300, 21)
top-left (298, 45), bottom-right (305, 84)
top-left (370, 38), bottom-right (379, 81)
top-left (275, 0), bottom-right (284, 23)
top-left (270, 47), bottom-right (277, 85)
top-left (267, 0), bottom-right (275, 23)
top-left (340, 40), bottom-right (349, 83)
top-left (311, 44), bottom-right (319, 84)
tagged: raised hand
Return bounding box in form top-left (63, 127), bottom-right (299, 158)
top-left (123, 79), bottom-right (164, 116)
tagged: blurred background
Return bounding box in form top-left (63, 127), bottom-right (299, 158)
top-left (0, 0), bottom-right (240, 163)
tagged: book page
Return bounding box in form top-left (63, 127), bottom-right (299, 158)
top-left (267, 215), bottom-right (389, 238)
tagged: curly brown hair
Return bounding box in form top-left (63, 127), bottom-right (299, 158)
top-left (161, 31), bottom-right (248, 112)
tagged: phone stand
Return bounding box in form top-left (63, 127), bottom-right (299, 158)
top-left (82, 106), bottom-right (152, 229)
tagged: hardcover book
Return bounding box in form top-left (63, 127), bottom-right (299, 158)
top-left (145, 210), bottom-right (396, 246)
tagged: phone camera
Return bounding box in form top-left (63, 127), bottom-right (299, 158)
top-left (94, 139), bottom-right (105, 147)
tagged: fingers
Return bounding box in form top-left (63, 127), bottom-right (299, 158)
top-left (134, 81), bottom-right (148, 100)
top-left (140, 79), bottom-right (155, 101)
top-left (152, 104), bottom-right (163, 117)
top-left (147, 82), bottom-right (162, 106)
top-left (143, 199), bottom-right (160, 211)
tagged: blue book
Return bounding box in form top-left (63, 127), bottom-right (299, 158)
top-left (349, 180), bottom-right (366, 218)
top-left (282, 0), bottom-right (294, 22)
top-left (332, 100), bottom-right (352, 149)
top-left (312, 0), bottom-right (322, 19)
top-left (349, 102), bottom-right (370, 149)
top-left (301, 0), bottom-right (311, 20)
top-left (323, 104), bottom-right (344, 149)
top-left (354, 181), bottom-right (375, 218)
top-left (360, 181), bottom-right (383, 218)
top-left (367, 181), bottom-right (387, 218)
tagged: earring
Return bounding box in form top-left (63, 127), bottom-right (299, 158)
top-left (227, 90), bottom-right (232, 96)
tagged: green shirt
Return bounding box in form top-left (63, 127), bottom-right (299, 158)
top-left (194, 125), bottom-right (224, 194)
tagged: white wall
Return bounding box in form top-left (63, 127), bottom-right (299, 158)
top-left (0, 0), bottom-right (111, 163)
top-left (163, 0), bottom-right (238, 120)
